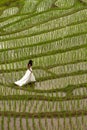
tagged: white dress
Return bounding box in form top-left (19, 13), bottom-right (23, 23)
top-left (14, 68), bottom-right (36, 87)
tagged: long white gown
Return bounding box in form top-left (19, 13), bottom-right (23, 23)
top-left (14, 68), bottom-right (36, 87)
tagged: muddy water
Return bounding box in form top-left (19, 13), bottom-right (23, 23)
top-left (73, 87), bottom-right (87, 96)
top-left (0, 99), bottom-right (87, 113)
top-left (0, 115), bottom-right (87, 130)
top-left (35, 74), bottom-right (87, 90)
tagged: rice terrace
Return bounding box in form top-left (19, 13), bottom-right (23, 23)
top-left (0, 0), bottom-right (87, 130)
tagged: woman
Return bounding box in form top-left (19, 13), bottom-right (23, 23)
top-left (14, 60), bottom-right (36, 87)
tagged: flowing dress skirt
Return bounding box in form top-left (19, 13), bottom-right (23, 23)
top-left (14, 69), bottom-right (36, 87)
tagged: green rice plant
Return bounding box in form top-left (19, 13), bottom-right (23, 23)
top-left (44, 116), bottom-right (48, 130)
top-left (14, 100), bottom-right (16, 111)
top-left (19, 100), bottom-right (21, 112)
top-left (13, 115), bottom-right (16, 130)
top-left (3, 100), bottom-right (6, 111)
top-left (38, 117), bottom-right (44, 130)
top-left (1, 8), bottom-right (87, 39)
top-left (1, 114), bottom-right (4, 130)
top-left (7, 114), bottom-right (11, 130)
top-left (33, 99), bottom-right (38, 112)
top-left (1, 8), bottom-right (80, 32)
top-left (75, 115), bottom-right (80, 130)
top-left (81, 111), bottom-right (84, 124)
top-left (69, 115), bottom-right (73, 130)
top-left (26, 115), bottom-right (33, 130)
top-left (22, 100), bottom-right (26, 112)
top-left (20, 116), bottom-right (23, 130)
top-left (50, 115), bottom-right (54, 130)
top-left (32, 116), bottom-right (37, 130)
top-left (8, 100), bottom-right (11, 111)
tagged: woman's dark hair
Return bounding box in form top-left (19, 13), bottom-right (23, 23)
top-left (28, 60), bottom-right (33, 66)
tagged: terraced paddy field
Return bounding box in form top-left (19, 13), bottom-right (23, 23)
top-left (0, 0), bottom-right (87, 130)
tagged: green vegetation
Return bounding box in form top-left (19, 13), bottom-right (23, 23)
top-left (0, 0), bottom-right (87, 129)
top-left (0, 0), bottom-right (24, 15)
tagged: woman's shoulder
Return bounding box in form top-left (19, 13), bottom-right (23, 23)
top-left (30, 67), bottom-right (32, 72)
top-left (27, 67), bottom-right (32, 72)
